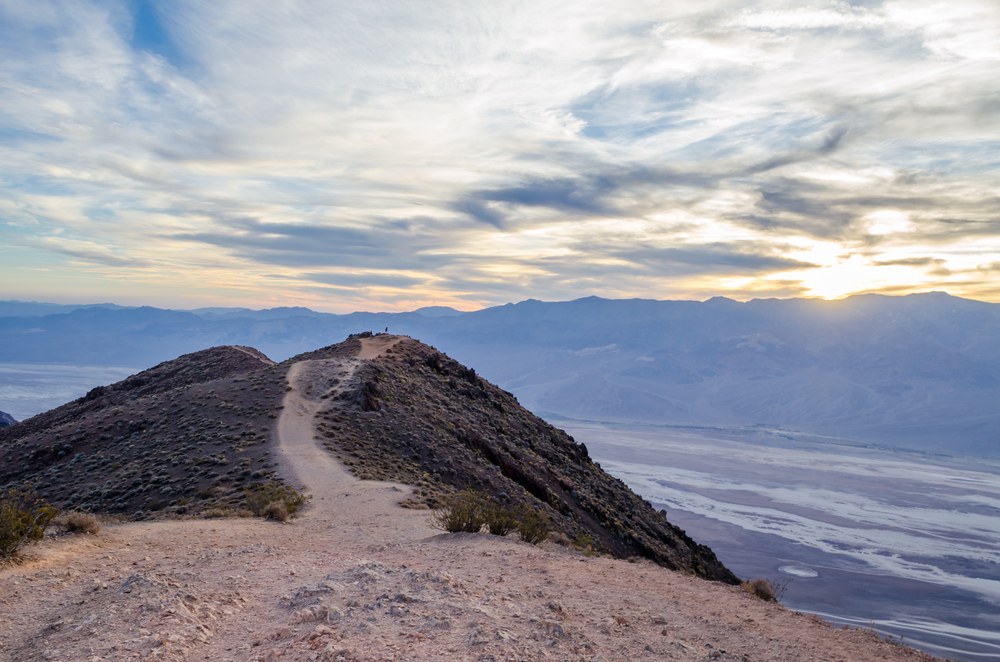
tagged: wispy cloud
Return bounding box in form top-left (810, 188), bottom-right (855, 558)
top-left (1, 0), bottom-right (998, 310)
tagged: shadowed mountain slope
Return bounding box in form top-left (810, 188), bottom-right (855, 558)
top-left (0, 346), bottom-right (287, 517)
top-left (0, 410), bottom-right (15, 428)
top-left (0, 335), bottom-right (737, 583)
top-left (301, 335), bottom-right (737, 583)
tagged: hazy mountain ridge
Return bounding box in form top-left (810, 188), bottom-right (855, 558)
top-left (2, 293), bottom-right (998, 456)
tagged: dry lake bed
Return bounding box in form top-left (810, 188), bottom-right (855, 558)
top-left (564, 421), bottom-right (1000, 661)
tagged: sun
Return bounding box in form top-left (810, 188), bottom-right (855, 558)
top-left (795, 255), bottom-right (881, 299)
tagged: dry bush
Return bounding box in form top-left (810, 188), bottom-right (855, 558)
top-left (571, 532), bottom-right (600, 556)
top-left (513, 504), bottom-right (551, 544)
top-left (1, 486), bottom-right (58, 559)
top-left (55, 511), bottom-right (101, 535)
top-left (433, 490), bottom-right (552, 544)
top-left (432, 489), bottom-right (487, 533)
top-left (742, 577), bottom-right (780, 602)
top-left (245, 481), bottom-right (309, 519)
top-left (262, 501), bottom-right (289, 522)
top-left (484, 502), bottom-right (517, 536)
top-left (548, 531), bottom-right (572, 546)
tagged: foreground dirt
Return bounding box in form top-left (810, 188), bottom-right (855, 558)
top-left (0, 336), bottom-right (938, 661)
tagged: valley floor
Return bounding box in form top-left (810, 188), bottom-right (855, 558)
top-left (0, 338), bottom-right (939, 661)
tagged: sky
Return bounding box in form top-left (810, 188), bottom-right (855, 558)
top-left (1, 1), bottom-right (998, 313)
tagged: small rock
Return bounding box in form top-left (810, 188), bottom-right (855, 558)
top-left (290, 604), bottom-right (329, 624)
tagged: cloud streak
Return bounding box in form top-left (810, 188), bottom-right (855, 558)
top-left (0, 0), bottom-right (998, 310)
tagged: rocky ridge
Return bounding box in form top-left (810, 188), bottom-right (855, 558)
top-left (309, 335), bottom-right (736, 582)
top-left (2, 335), bottom-right (733, 581)
top-left (0, 334), bottom-right (940, 661)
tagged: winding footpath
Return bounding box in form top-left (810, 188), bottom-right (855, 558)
top-left (273, 335), bottom-right (418, 537)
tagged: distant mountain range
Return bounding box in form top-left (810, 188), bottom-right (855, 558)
top-left (2, 293), bottom-right (998, 457)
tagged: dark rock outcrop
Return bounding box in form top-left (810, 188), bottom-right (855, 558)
top-left (0, 411), bottom-right (15, 428)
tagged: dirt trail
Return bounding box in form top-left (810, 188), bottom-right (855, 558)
top-left (358, 334), bottom-right (402, 360)
top-left (275, 334), bottom-right (415, 532)
top-left (274, 359), bottom-right (360, 506)
top-left (0, 335), bottom-right (939, 661)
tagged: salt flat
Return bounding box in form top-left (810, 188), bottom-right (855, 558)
top-left (564, 421), bottom-right (1000, 661)
top-left (0, 363), bottom-right (138, 421)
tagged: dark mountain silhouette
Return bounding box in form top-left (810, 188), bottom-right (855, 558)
top-left (0, 410), bottom-right (15, 428)
top-left (3, 293), bottom-right (997, 455)
top-left (0, 336), bottom-right (737, 583)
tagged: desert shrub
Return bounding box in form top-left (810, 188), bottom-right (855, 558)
top-left (1, 486), bottom-right (58, 558)
top-left (514, 504), bottom-right (551, 545)
top-left (742, 577), bottom-right (782, 602)
top-left (262, 501), bottom-right (289, 522)
top-left (484, 502), bottom-right (517, 536)
top-left (55, 511), bottom-right (101, 535)
top-left (433, 491), bottom-right (552, 543)
top-left (244, 482), bottom-right (309, 519)
top-left (432, 489), bottom-right (488, 533)
top-left (548, 531), bottom-right (572, 546)
top-left (570, 532), bottom-right (601, 556)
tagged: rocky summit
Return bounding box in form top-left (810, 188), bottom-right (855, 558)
top-left (1, 334), bottom-right (735, 583)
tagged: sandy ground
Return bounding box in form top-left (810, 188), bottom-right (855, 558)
top-left (0, 336), bottom-right (939, 661)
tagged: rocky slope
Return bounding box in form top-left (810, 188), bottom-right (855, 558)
top-left (1, 335), bottom-right (734, 582)
top-left (0, 346), bottom-right (287, 517)
top-left (0, 409), bottom-right (15, 428)
top-left (308, 335), bottom-right (736, 582)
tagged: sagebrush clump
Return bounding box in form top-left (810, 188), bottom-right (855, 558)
top-left (262, 500), bottom-right (290, 522)
top-left (741, 577), bottom-right (788, 602)
top-left (484, 501), bottom-right (517, 537)
top-left (55, 511), bottom-right (101, 535)
top-left (1, 485), bottom-right (58, 559)
top-left (432, 489), bottom-right (487, 533)
top-left (512, 503), bottom-right (551, 544)
top-left (432, 490), bottom-right (551, 544)
top-left (244, 482), bottom-right (309, 519)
